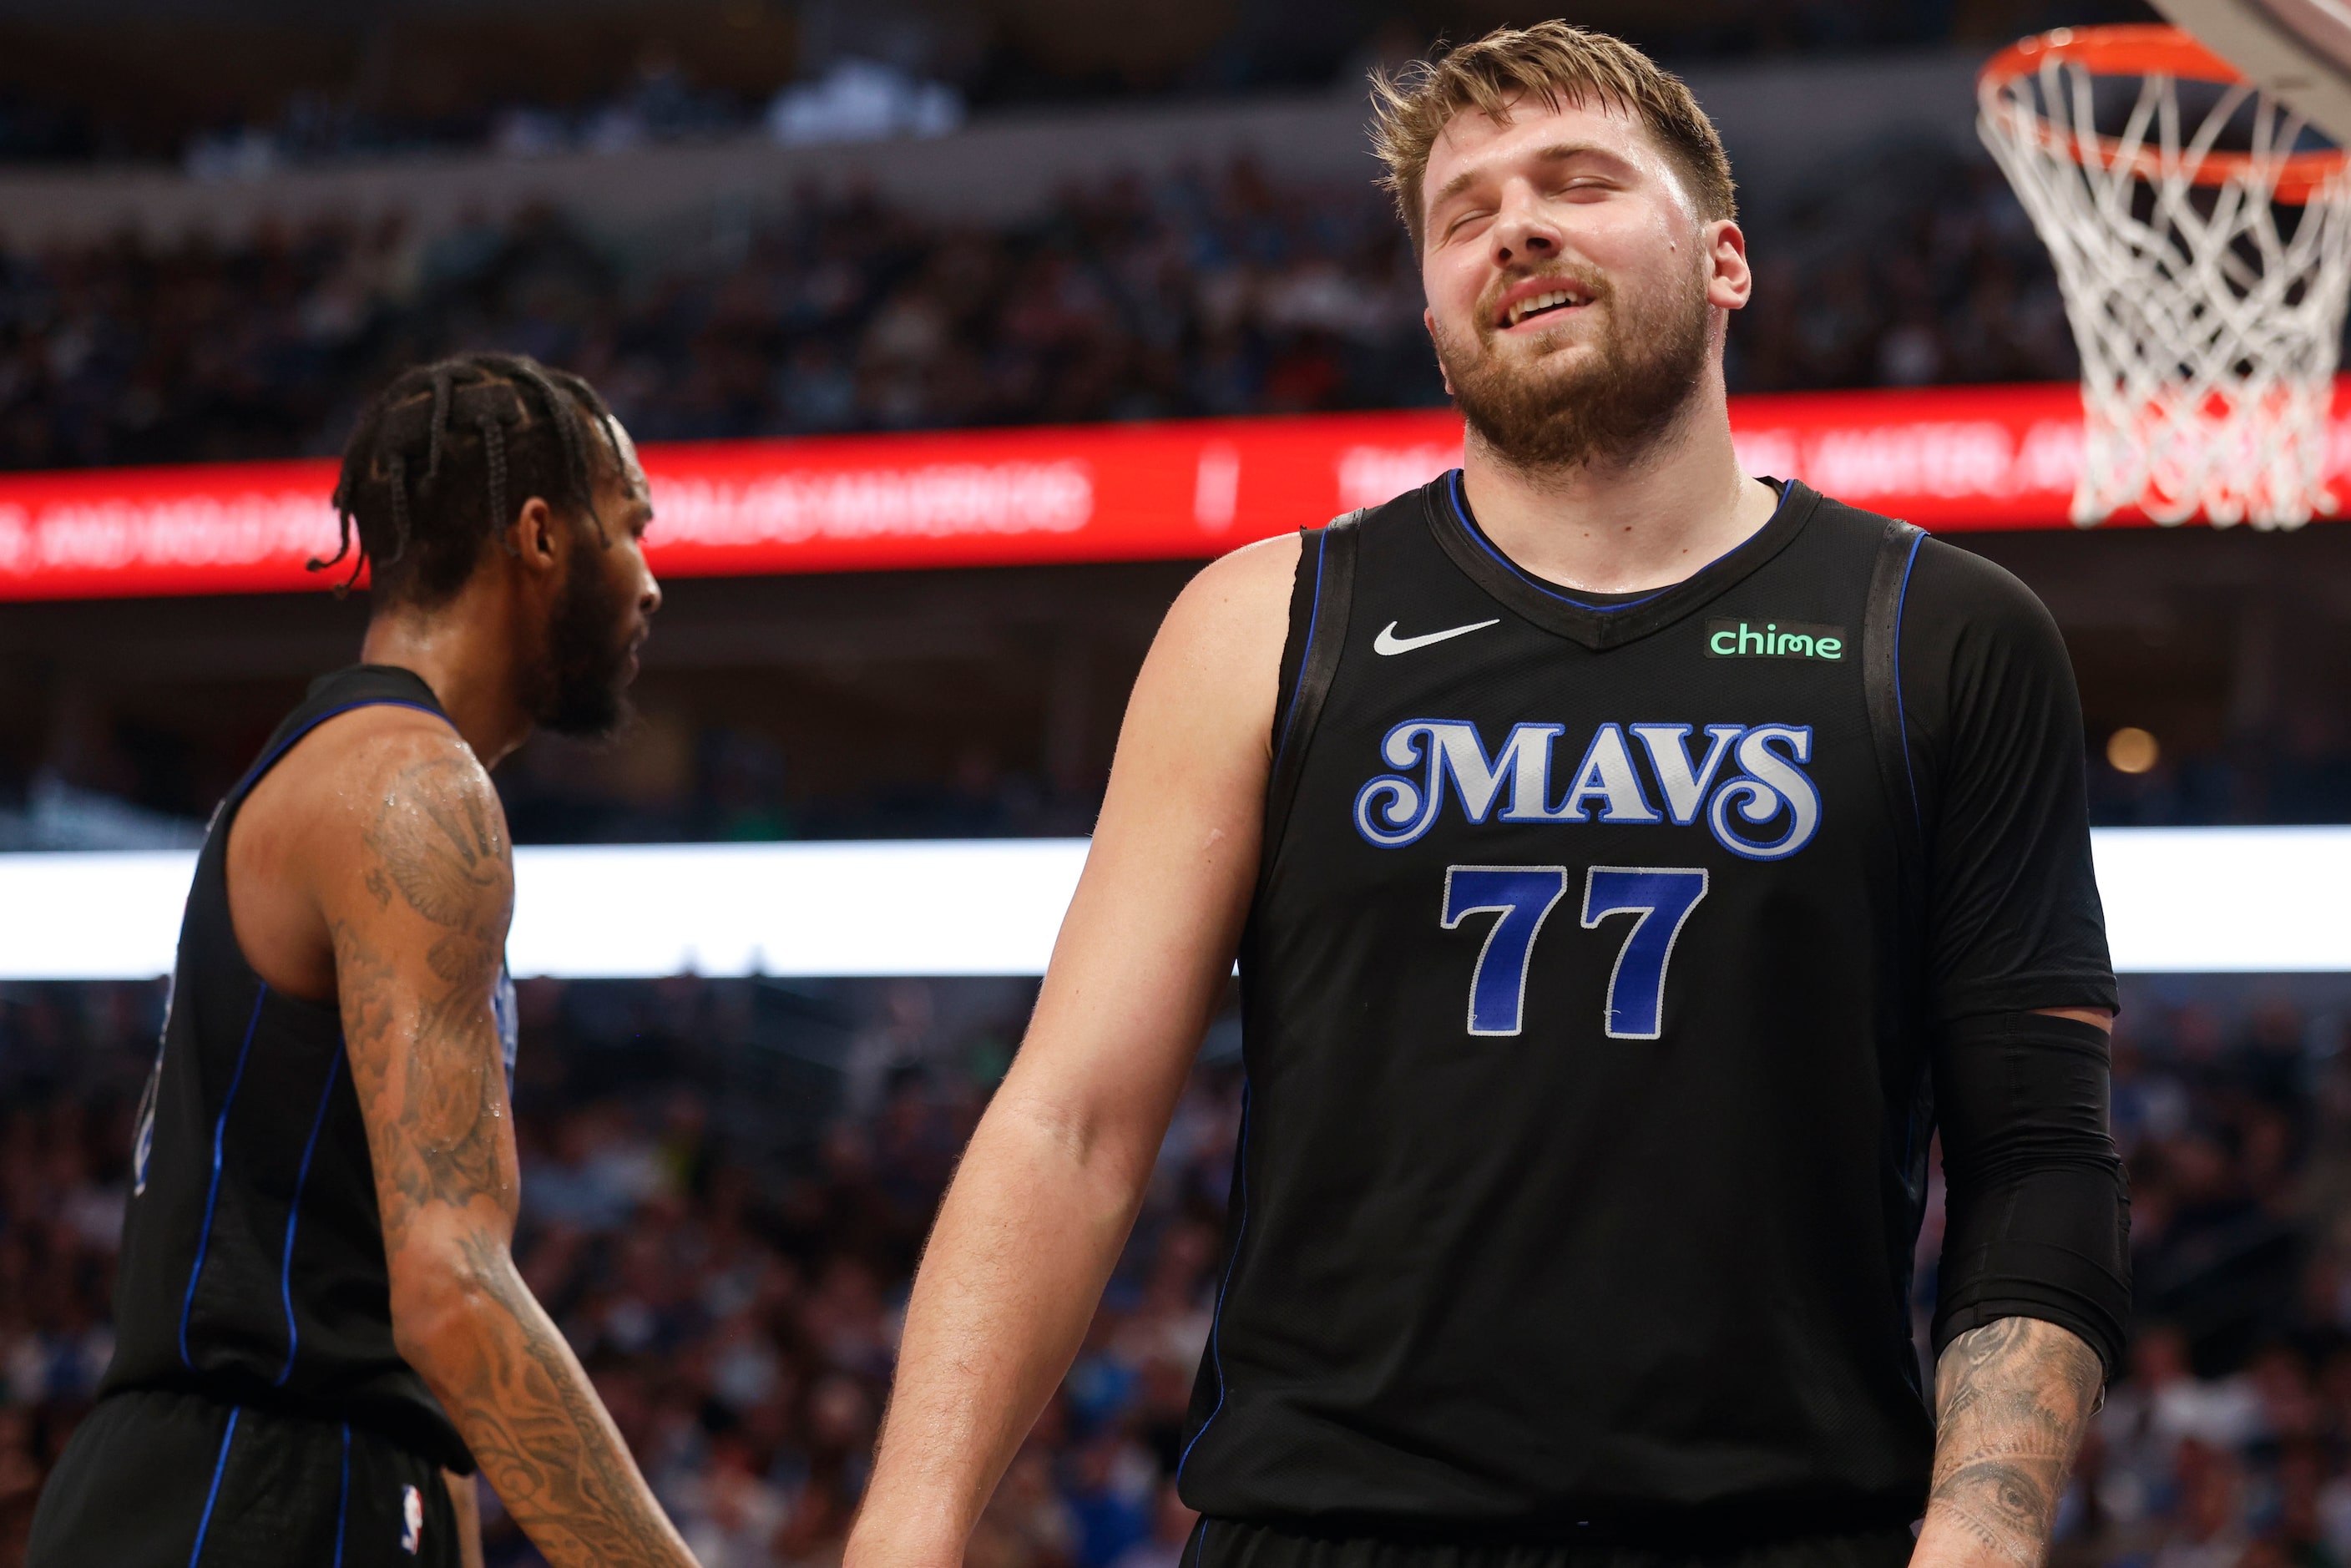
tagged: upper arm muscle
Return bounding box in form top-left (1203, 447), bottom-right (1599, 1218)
top-left (1002, 534), bottom-right (1298, 1156)
top-left (322, 733), bottom-right (520, 1256)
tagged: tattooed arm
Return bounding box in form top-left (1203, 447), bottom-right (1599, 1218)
top-left (328, 732), bottom-right (697, 1568)
top-left (1912, 1317), bottom-right (2105, 1568)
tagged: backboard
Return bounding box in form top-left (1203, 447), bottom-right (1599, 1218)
top-left (2156, 0), bottom-right (2351, 143)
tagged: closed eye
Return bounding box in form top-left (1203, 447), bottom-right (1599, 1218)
top-left (1550, 176), bottom-right (1615, 199)
top-left (1443, 208), bottom-right (1495, 243)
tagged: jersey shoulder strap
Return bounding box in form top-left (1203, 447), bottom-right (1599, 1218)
top-left (1261, 507), bottom-right (1363, 868)
top-left (1852, 506), bottom-right (1938, 1328)
top-left (228, 664), bottom-right (451, 806)
top-left (1860, 513), bottom-right (1928, 879)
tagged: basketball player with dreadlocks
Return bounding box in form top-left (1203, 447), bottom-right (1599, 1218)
top-left (852, 23), bottom-right (2127, 1568)
top-left (28, 353), bottom-right (697, 1568)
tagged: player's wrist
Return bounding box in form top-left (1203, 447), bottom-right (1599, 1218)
top-left (844, 1531), bottom-right (967, 1568)
top-left (842, 1500), bottom-right (969, 1568)
top-left (1909, 1509), bottom-right (2045, 1568)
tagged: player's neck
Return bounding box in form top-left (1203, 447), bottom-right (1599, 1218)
top-left (1458, 387), bottom-right (1777, 595)
top-left (359, 588), bottom-right (535, 767)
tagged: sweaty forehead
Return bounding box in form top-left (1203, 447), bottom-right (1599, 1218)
top-left (1426, 93), bottom-right (1659, 191)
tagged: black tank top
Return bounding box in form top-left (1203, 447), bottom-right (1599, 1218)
top-left (1178, 476), bottom-right (1937, 1542)
top-left (105, 665), bottom-right (513, 1473)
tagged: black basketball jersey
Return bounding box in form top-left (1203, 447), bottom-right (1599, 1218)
top-left (1176, 475), bottom-right (2115, 1542)
top-left (105, 665), bottom-right (515, 1474)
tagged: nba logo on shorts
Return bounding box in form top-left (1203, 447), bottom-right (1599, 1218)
top-left (399, 1484), bottom-right (424, 1555)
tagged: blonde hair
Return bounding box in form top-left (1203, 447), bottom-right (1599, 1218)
top-left (1370, 21), bottom-right (1737, 250)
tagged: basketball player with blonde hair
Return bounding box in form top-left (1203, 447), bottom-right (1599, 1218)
top-left (852, 24), bottom-right (2125, 1568)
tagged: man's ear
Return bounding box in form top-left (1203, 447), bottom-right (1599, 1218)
top-left (1705, 218), bottom-right (1752, 312)
top-left (509, 496), bottom-right (564, 578)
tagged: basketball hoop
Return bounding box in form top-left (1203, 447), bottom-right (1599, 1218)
top-left (1979, 24), bottom-right (2351, 529)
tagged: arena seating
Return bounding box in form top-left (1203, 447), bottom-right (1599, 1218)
top-left (0, 149), bottom-right (2077, 476)
top-left (1, 974), bottom-right (2344, 1568)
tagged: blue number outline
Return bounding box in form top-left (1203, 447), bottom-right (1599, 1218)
top-left (1579, 867), bottom-right (1710, 1041)
top-left (1440, 865), bottom-right (1570, 1037)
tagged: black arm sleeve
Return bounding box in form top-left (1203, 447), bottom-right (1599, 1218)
top-left (1900, 539), bottom-right (2129, 1376)
top-left (1930, 1011), bottom-right (2131, 1376)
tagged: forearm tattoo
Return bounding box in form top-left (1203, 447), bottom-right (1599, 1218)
top-left (438, 1232), bottom-right (690, 1565)
top-left (339, 756), bottom-right (690, 1568)
top-left (1926, 1318), bottom-right (2105, 1568)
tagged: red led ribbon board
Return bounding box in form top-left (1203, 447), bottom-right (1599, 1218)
top-left (0, 382), bottom-right (2340, 600)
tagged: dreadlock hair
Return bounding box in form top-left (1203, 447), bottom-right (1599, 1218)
top-left (316, 352), bottom-right (628, 607)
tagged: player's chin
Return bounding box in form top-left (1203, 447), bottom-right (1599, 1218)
top-left (1481, 335), bottom-right (1599, 387)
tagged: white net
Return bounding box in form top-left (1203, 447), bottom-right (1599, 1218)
top-left (1979, 37), bottom-right (2351, 528)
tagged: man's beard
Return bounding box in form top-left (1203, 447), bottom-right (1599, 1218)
top-left (523, 544), bottom-right (636, 739)
top-left (1434, 259), bottom-right (1713, 473)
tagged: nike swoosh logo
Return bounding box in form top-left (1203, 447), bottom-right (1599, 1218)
top-left (1373, 618), bottom-right (1501, 655)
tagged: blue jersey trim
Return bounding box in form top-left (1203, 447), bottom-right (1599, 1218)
top-left (185, 1406), bottom-right (240, 1568)
top-left (181, 985), bottom-right (269, 1370)
top-left (275, 1044), bottom-right (344, 1386)
top-left (197, 691), bottom-right (447, 1378)
top-left (1176, 1082), bottom-right (1252, 1482)
top-left (232, 698), bottom-right (448, 800)
top-left (1890, 529), bottom-right (1926, 833)
top-left (1886, 527), bottom-right (1930, 1394)
top-left (1270, 529), bottom-right (1330, 765)
top-left (331, 1424), bottom-right (351, 1568)
top-left (1443, 469), bottom-right (1791, 612)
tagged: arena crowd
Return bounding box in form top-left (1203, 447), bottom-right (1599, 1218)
top-left (8, 144), bottom-right (2342, 840)
top-left (0, 974), bottom-right (2347, 1568)
top-left (0, 2), bottom-right (2058, 169)
top-left (0, 146), bottom-right (2074, 476)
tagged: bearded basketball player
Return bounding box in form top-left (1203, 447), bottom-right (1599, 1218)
top-left (28, 354), bottom-right (699, 1568)
top-left (850, 23), bottom-right (2126, 1568)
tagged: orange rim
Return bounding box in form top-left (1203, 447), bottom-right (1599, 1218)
top-left (1981, 23), bottom-right (2348, 201)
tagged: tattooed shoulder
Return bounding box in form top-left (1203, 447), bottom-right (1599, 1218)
top-left (361, 751), bottom-right (513, 938)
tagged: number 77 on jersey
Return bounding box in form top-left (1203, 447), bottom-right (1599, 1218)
top-left (1440, 865), bottom-right (1709, 1039)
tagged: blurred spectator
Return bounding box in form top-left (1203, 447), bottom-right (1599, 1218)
top-left (0, 162), bottom-right (1443, 473)
top-left (4, 138), bottom-right (2348, 840)
top-left (1110, 1484), bottom-right (1199, 1568)
top-left (2156, 1439), bottom-right (2251, 1568)
top-left (5, 974), bottom-right (2351, 1568)
top-left (0, 4), bottom-right (2013, 172)
top-left (0, 144), bottom-right (2083, 476)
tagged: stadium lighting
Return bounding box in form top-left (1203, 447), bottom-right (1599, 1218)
top-left (0, 829), bottom-right (2343, 980)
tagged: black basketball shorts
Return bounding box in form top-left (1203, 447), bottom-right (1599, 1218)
top-left (28, 1388), bottom-right (463, 1568)
top-left (1182, 1518), bottom-right (1920, 1568)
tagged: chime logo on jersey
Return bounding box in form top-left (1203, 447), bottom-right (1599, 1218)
top-left (1352, 719), bottom-right (1822, 859)
top-left (1704, 619), bottom-right (1846, 660)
